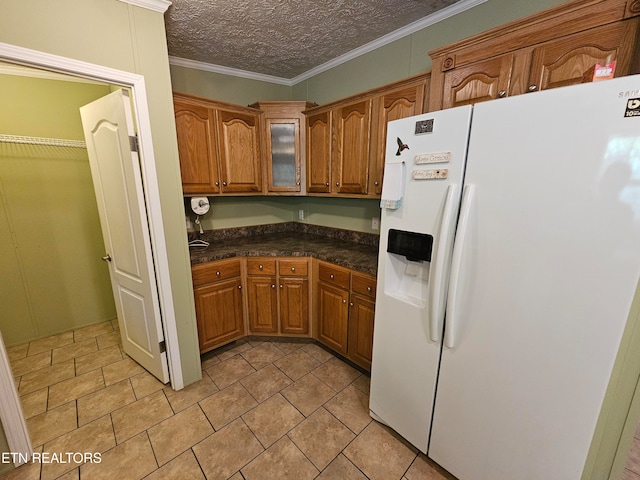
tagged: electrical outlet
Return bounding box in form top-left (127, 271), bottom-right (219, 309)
top-left (372, 217), bottom-right (380, 230)
top-left (298, 209), bottom-right (304, 220)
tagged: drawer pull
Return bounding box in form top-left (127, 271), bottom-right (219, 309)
top-left (259, 264), bottom-right (263, 270)
top-left (330, 274), bottom-right (334, 279)
top-left (291, 267), bottom-right (296, 272)
top-left (367, 286), bottom-right (372, 292)
top-left (216, 271), bottom-right (221, 276)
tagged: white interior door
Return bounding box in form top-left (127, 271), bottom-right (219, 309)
top-left (80, 89), bottom-right (169, 384)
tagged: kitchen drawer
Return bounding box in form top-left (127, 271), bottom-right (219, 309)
top-left (192, 258), bottom-right (241, 286)
top-left (351, 271), bottom-right (377, 299)
top-left (247, 257), bottom-right (277, 275)
top-left (278, 258), bottom-right (308, 277)
top-left (318, 262), bottom-right (350, 289)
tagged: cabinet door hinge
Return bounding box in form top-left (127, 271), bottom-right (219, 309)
top-left (129, 134), bottom-right (139, 153)
top-left (159, 341), bottom-right (166, 354)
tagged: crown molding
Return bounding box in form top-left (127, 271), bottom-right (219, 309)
top-left (290, 0), bottom-right (487, 84)
top-left (118, 0), bottom-right (171, 13)
top-left (169, 0), bottom-right (486, 86)
top-left (168, 56), bottom-right (293, 86)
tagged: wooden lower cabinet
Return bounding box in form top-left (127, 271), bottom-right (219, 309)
top-left (192, 258), bottom-right (245, 353)
top-left (246, 275), bottom-right (278, 333)
top-left (246, 257), bottom-right (310, 336)
top-left (316, 261), bottom-right (376, 370)
top-left (317, 281), bottom-right (349, 355)
top-left (191, 256), bottom-right (373, 364)
top-left (348, 294), bottom-right (375, 370)
top-left (280, 277), bottom-right (309, 334)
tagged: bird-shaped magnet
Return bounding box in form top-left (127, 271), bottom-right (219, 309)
top-left (396, 137), bottom-right (409, 156)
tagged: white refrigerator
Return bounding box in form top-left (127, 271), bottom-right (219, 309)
top-left (369, 74), bottom-right (640, 480)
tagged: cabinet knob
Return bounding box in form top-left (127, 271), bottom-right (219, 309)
top-left (280, 284), bottom-right (283, 288)
top-left (215, 181), bottom-right (219, 186)
top-left (350, 302), bottom-right (354, 307)
top-left (367, 286), bottom-right (372, 292)
top-left (259, 264), bottom-right (263, 270)
top-left (330, 274), bottom-right (334, 279)
top-left (528, 85), bottom-right (538, 92)
top-left (271, 284), bottom-right (275, 288)
top-left (498, 90), bottom-right (506, 98)
top-left (216, 271), bottom-right (221, 276)
top-left (291, 267), bottom-right (296, 272)
top-left (296, 182), bottom-right (300, 186)
top-left (336, 182), bottom-right (340, 186)
top-left (325, 182), bottom-right (329, 187)
top-left (222, 181), bottom-right (227, 186)
top-left (238, 285), bottom-right (242, 289)
top-left (342, 299), bottom-right (347, 304)
top-left (374, 181), bottom-right (379, 186)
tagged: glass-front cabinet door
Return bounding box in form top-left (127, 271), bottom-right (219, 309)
top-left (266, 118), bottom-right (300, 192)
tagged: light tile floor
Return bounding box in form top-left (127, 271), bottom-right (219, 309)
top-left (2, 321), bottom-right (456, 480)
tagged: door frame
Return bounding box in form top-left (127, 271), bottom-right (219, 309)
top-left (0, 43), bottom-right (183, 397)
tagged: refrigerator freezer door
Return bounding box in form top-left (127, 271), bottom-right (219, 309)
top-left (429, 76), bottom-right (640, 479)
top-left (369, 106), bottom-right (472, 453)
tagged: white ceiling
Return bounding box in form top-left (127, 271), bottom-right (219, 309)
top-left (164, 0), bottom-right (484, 84)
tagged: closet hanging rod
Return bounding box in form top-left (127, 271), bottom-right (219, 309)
top-left (0, 134), bottom-right (86, 149)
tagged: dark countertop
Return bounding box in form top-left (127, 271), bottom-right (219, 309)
top-left (189, 231), bottom-right (379, 276)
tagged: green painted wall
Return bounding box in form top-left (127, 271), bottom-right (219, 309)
top-left (192, 196), bottom-right (381, 234)
top-left (170, 65), bottom-right (292, 106)
top-left (0, 75), bottom-right (116, 346)
top-left (0, 0), bottom-right (202, 386)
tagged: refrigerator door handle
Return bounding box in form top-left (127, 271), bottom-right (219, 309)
top-left (445, 184), bottom-right (475, 349)
top-left (428, 184), bottom-right (457, 342)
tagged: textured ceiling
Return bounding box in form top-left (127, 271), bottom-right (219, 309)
top-left (164, 0), bottom-right (463, 79)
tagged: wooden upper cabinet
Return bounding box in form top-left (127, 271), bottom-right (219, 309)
top-left (528, 20), bottom-right (638, 92)
top-left (441, 55), bottom-right (514, 108)
top-left (216, 108), bottom-right (262, 193)
top-left (251, 101), bottom-right (316, 195)
top-left (370, 79), bottom-right (428, 194)
top-left (173, 92), bottom-right (263, 195)
top-left (428, 0), bottom-right (640, 111)
top-left (306, 110), bottom-right (332, 193)
top-left (333, 99), bottom-right (372, 194)
top-left (305, 73), bottom-right (429, 198)
top-left (173, 100), bottom-right (220, 194)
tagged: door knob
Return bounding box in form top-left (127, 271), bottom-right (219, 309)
top-left (101, 254), bottom-right (112, 262)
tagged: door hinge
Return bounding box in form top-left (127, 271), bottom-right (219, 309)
top-left (129, 135), bottom-right (139, 153)
top-left (159, 340), bottom-right (166, 354)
